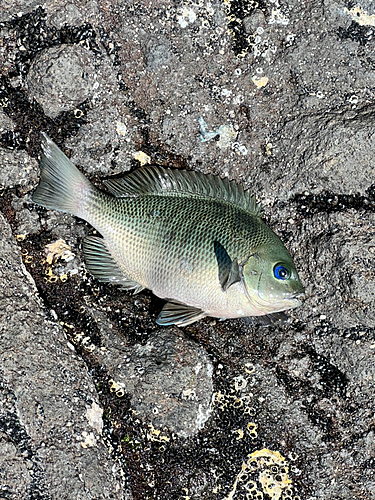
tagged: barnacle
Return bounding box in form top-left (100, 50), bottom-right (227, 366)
top-left (247, 422), bottom-right (258, 439)
top-left (109, 379), bottom-right (125, 397)
top-left (146, 423), bottom-right (170, 443)
top-left (213, 365), bottom-right (300, 499)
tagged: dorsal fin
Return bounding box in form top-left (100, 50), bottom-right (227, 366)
top-left (104, 166), bottom-right (263, 217)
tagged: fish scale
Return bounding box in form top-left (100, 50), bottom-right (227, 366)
top-left (32, 133), bottom-right (305, 326)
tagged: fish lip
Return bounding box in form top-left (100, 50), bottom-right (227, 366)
top-left (290, 290), bottom-right (305, 297)
top-left (288, 290), bottom-right (305, 301)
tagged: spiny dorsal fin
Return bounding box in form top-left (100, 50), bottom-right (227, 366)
top-left (104, 166), bottom-right (263, 217)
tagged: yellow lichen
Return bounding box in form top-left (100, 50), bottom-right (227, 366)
top-left (133, 151), bottom-right (151, 166)
top-left (252, 75), bottom-right (269, 88)
top-left (344, 6), bottom-right (375, 26)
top-left (45, 239), bottom-right (74, 265)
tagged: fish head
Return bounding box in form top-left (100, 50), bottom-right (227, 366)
top-left (241, 243), bottom-right (305, 315)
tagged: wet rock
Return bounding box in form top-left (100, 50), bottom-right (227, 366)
top-left (27, 44), bottom-right (96, 118)
top-left (48, 3), bottom-right (84, 28)
top-left (0, 212), bottom-right (130, 499)
top-left (102, 329), bottom-right (213, 438)
top-left (296, 210), bottom-right (375, 329)
top-left (0, 111), bottom-right (38, 191)
top-left (66, 107), bottom-right (137, 175)
top-left (145, 37), bottom-right (174, 72)
top-left (0, 147), bottom-right (38, 191)
top-left (273, 109), bottom-right (375, 197)
top-left (0, 0), bottom-right (41, 21)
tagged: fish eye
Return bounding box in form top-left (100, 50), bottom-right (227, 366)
top-left (273, 263), bottom-right (290, 281)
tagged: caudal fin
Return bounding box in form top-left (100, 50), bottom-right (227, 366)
top-left (32, 133), bottom-right (93, 218)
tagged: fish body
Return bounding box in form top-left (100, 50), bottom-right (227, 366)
top-left (33, 133), bottom-right (304, 326)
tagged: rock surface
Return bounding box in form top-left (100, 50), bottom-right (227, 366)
top-left (0, 1), bottom-right (374, 499)
top-left (0, 212), bottom-right (131, 499)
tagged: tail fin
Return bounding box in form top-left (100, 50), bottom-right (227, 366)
top-left (32, 133), bottom-right (93, 218)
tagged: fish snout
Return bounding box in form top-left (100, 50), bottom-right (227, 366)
top-left (288, 290), bottom-right (305, 306)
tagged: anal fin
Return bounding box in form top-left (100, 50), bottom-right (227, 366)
top-left (156, 300), bottom-right (206, 327)
top-left (83, 236), bottom-right (144, 293)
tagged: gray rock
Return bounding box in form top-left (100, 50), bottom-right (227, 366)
top-left (145, 37), bottom-right (174, 72)
top-left (0, 139), bottom-right (39, 192)
top-left (101, 329), bottom-right (213, 438)
top-left (296, 210), bottom-right (375, 329)
top-left (0, 212), bottom-right (131, 499)
top-left (273, 109), bottom-right (375, 197)
top-left (0, 0), bottom-right (40, 21)
top-left (27, 45), bottom-right (96, 118)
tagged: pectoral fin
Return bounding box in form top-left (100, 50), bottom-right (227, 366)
top-left (83, 236), bottom-right (145, 293)
top-left (214, 241), bottom-right (241, 291)
top-left (156, 300), bottom-right (206, 327)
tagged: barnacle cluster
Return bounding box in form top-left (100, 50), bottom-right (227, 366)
top-left (109, 378), bottom-right (125, 398)
top-left (213, 363), bottom-right (258, 441)
top-left (213, 364), bottom-right (300, 498)
top-left (146, 423), bottom-right (170, 447)
top-left (226, 449), bottom-right (299, 500)
top-left (42, 239), bottom-right (77, 283)
top-left (214, 400), bottom-right (257, 440)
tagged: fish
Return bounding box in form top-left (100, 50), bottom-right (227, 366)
top-left (32, 133), bottom-right (305, 327)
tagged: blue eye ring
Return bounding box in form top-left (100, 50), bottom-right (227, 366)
top-left (273, 264), bottom-right (290, 281)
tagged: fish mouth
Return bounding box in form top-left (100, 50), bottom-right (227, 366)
top-left (287, 290), bottom-right (305, 303)
top-left (243, 274), bottom-right (305, 313)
